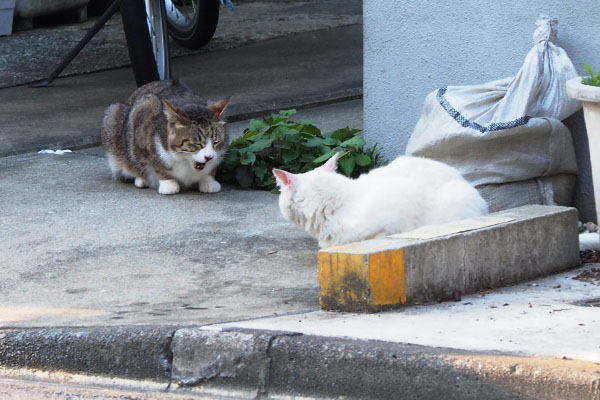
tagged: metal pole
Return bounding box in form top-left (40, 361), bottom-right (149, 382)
top-left (29, 0), bottom-right (120, 88)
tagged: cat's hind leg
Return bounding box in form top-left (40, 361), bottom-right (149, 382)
top-left (102, 103), bottom-right (136, 183)
top-left (107, 153), bottom-right (134, 182)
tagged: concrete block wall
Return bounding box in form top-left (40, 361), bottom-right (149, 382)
top-left (363, 0), bottom-right (600, 222)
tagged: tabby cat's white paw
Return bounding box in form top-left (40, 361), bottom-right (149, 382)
top-left (134, 177), bottom-right (148, 188)
top-left (199, 180), bottom-right (221, 193)
top-left (158, 179), bottom-right (180, 195)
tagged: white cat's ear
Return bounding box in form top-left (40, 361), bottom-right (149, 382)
top-left (209, 96), bottom-right (232, 121)
top-left (163, 100), bottom-right (191, 125)
top-left (273, 169), bottom-right (296, 190)
top-left (322, 153), bottom-right (340, 172)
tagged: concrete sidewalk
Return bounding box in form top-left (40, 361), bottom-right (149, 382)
top-left (1, 5), bottom-right (600, 399)
top-left (2, 113), bottom-right (599, 399)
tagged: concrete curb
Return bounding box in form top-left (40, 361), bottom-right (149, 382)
top-left (226, 87), bottom-right (363, 123)
top-left (0, 327), bottom-right (175, 381)
top-left (319, 205), bottom-right (580, 311)
top-left (1, 325), bottom-right (599, 399)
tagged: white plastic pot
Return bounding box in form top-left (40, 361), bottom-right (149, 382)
top-left (567, 76), bottom-right (600, 223)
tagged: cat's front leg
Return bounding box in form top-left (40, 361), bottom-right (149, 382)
top-left (134, 177), bottom-right (149, 188)
top-left (198, 176), bottom-right (221, 193)
top-left (158, 179), bottom-right (180, 195)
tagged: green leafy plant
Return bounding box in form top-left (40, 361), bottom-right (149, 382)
top-left (583, 63), bottom-right (600, 87)
top-left (218, 109), bottom-right (386, 190)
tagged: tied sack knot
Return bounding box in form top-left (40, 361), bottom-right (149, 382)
top-left (533, 15), bottom-right (558, 44)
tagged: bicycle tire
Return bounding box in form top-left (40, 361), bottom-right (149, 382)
top-left (120, 0), bottom-right (160, 86)
top-left (145, 0), bottom-right (171, 80)
top-left (165, 0), bottom-right (220, 49)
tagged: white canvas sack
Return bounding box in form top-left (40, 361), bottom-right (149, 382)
top-left (406, 16), bottom-right (581, 212)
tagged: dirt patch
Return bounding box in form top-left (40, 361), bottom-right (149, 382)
top-left (580, 250), bottom-right (600, 264)
top-left (572, 267), bottom-right (600, 286)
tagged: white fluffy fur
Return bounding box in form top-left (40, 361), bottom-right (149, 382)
top-left (274, 155), bottom-right (489, 248)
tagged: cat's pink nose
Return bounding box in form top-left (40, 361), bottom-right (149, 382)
top-left (205, 155), bottom-right (213, 161)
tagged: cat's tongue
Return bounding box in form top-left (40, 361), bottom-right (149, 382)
top-left (195, 162), bottom-right (206, 170)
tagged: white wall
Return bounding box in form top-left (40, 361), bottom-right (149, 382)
top-left (364, 0), bottom-right (600, 221)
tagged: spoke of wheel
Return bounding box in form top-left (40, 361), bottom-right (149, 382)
top-left (144, 0), bottom-right (171, 80)
top-left (164, 0), bottom-right (197, 30)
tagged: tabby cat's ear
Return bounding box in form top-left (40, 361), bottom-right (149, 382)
top-left (273, 169), bottom-right (296, 190)
top-left (208, 96), bottom-right (232, 121)
top-left (163, 100), bottom-right (191, 125)
top-left (322, 153), bottom-right (340, 172)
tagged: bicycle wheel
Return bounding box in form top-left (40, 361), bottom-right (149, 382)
top-left (120, 0), bottom-right (160, 86)
top-left (165, 0), bottom-right (220, 49)
top-left (145, 0), bottom-right (171, 80)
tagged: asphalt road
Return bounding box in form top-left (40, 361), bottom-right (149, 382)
top-left (0, 377), bottom-right (226, 400)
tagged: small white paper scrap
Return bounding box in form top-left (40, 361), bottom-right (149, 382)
top-left (38, 149), bottom-right (72, 155)
top-left (389, 216), bottom-right (516, 240)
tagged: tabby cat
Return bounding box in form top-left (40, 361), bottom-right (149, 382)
top-left (101, 79), bottom-right (231, 195)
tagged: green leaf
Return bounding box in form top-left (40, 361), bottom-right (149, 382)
top-left (286, 160), bottom-right (301, 172)
top-left (229, 109), bottom-right (382, 190)
top-left (272, 125), bottom-right (291, 138)
top-left (331, 127), bottom-right (361, 142)
top-left (300, 153), bottom-right (315, 163)
top-left (249, 119), bottom-right (269, 131)
top-left (253, 163), bottom-right (268, 180)
top-left (319, 145), bottom-right (332, 154)
top-left (284, 129), bottom-right (302, 143)
top-left (278, 109), bottom-right (297, 117)
top-left (239, 151), bottom-right (256, 165)
top-left (273, 121), bottom-right (297, 128)
top-left (339, 155), bottom-right (356, 176)
top-left (340, 136), bottom-right (365, 149)
top-left (246, 138), bottom-right (273, 153)
top-left (323, 137), bottom-right (341, 146)
top-left (301, 124), bottom-right (322, 137)
top-left (259, 175), bottom-right (275, 189)
top-left (282, 148), bottom-right (300, 162)
top-left (583, 63), bottom-right (600, 87)
top-left (304, 137), bottom-right (324, 147)
top-left (274, 139), bottom-right (292, 150)
top-left (313, 150), bottom-right (335, 164)
top-left (223, 147), bottom-right (239, 165)
top-left (585, 63), bottom-right (595, 80)
top-left (238, 128), bottom-right (262, 143)
top-left (300, 163), bottom-right (315, 173)
top-left (354, 153), bottom-right (372, 167)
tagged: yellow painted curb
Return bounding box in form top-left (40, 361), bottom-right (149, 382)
top-left (316, 206), bottom-right (579, 312)
top-left (318, 248), bottom-right (406, 311)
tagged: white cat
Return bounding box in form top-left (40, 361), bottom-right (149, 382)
top-left (273, 154), bottom-right (489, 248)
